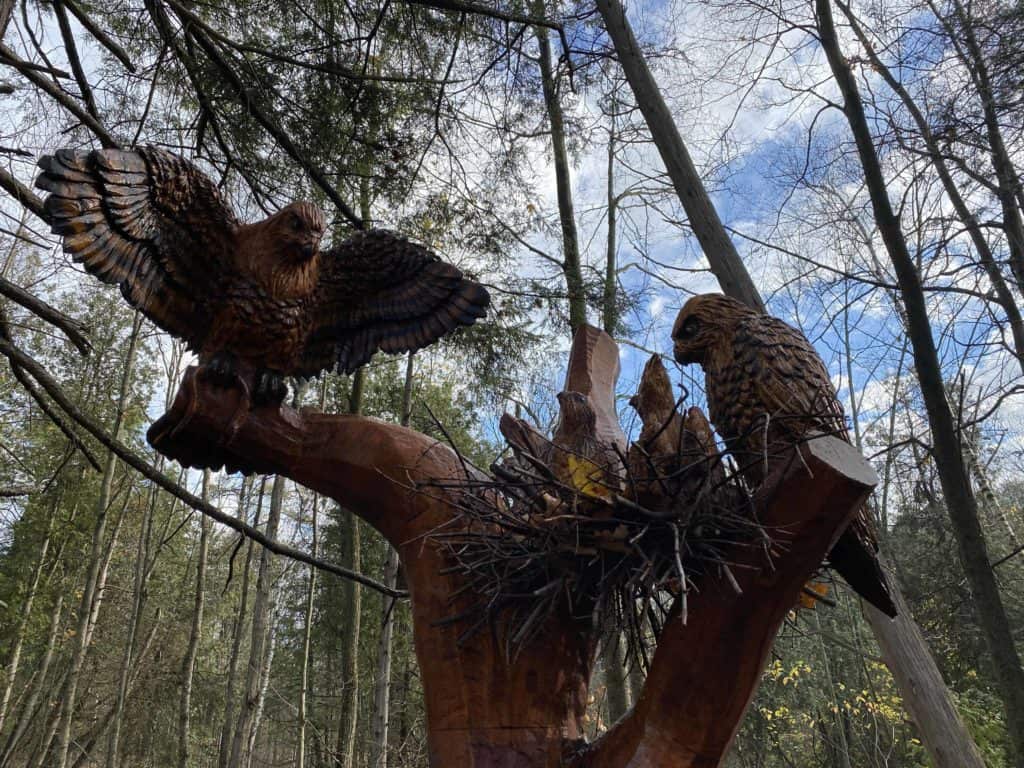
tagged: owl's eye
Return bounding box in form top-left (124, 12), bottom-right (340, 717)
top-left (678, 316), bottom-right (701, 339)
top-left (291, 214), bottom-right (302, 231)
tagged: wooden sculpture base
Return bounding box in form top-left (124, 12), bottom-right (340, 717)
top-left (148, 326), bottom-right (876, 768)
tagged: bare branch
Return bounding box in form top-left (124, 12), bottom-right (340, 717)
top-left (0, 43), bottom-right (118, 148)
top-left (0, 332), bottom-right (406, 598)
top-left (0, 275), bottom-right (92, 355)
top-left (60, 0), bottom-right (137, 73)
top-left (0, 165), bottom-right (46, 219)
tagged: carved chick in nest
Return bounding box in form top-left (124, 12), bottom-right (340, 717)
top-left (672, 293), bottom-right (896, 617)
top-left (551, 391), bottom-right (624, 501)
top-left (36, 147), bottom-right (489, 403)
top-left (628, 355), bottom-right (723, 512)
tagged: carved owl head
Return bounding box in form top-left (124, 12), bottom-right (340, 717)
top-left (272, 201), bottom-right (325, 261)
top-left (671, 293), bottom-right (753, 366)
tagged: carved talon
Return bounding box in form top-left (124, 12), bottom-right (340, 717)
top-left (253, 370), bottom-right (288, 405)
top-left (203, 352), bottom-right (240, 387)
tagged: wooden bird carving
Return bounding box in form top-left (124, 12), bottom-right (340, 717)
top-left (551, 391), bottom-right (624, 500)
top-left (36, 147), bottom-right (490, 402)
top-left (671, 293), bottom-right (896, 617)
top-left (628, 354), bottom-right (724, 512)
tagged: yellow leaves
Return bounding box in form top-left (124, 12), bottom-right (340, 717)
top-left (798, 580), bottom-right (830, 610)
top-left (567, 455), bottom-right (610, 498)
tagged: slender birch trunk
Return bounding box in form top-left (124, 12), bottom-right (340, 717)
top-left (0, 493), bottom-right (57, 736)
top-left (0, 595), bottom-right (62, 768)
top-left (218, 476), bottom-right (260, 768)
top-left (228, 472), bottom-right (285, 768)
top-left (335, 368), bottom-right (366, 768)
top-left (178, 470), bottom-right (212, 768)
top-left (54, 313), bottom-right (142, 768)
top-left (369, 353), bottom-right (415, 768)
top-left (106, 464), bottom-right (161, 768)
top-left (297, 382), bottom-right (327, 768)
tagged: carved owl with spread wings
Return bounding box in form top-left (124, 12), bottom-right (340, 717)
top-left (35, 147), bottom-right (490, 402)
top-left (672, 293), bottom-right (896, 617)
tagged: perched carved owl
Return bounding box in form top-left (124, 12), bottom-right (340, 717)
top-left (36, 147), bottom-right (489, 401)
top-left (672, 293), bottom-right (896, 617)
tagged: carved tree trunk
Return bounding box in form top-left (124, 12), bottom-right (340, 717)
top-left (150, 325), bottom-right (876, 767)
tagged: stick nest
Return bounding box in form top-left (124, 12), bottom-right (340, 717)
top-left (425, 355), bottom-right (774, 667)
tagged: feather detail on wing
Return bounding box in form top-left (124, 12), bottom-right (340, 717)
top-left (35, 147), bottom-right (237, 349)
top-left (734, 315), bottom-right (894, 615)
top-left (734, 314), bottom-right (848, 440)
top-left (299, 229), bottom-right (490, 376)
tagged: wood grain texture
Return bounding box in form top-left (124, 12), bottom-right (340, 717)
top-left (149, 325), bottom-right (876, 768)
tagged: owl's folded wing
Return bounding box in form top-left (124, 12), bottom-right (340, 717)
top-left (299, 229), bottom-right (490, 376)
top-left (736, 314), bottom-right (848, 439)
top-left (36, 147), bottom-right (238, 349)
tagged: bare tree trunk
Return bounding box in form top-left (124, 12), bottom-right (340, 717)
top-left (603, 108), bottom-right (619, 335)
top-left (0, 0), bottom-right (13, 39)
top-left (247, 618), bottom-right (279, 764)
top-left (54, 313), bottom-right (142, 768)
top-left (838, 288), bottom-right (986, 768)
top-left (369, 353), bottom-right (415, 768)
top-left (594, 0), bottom-right (765, 312)
top-left (334, 506), bottom-right (362, 768)
top-left (178, 471), bottom-right (212, 768)
top-left (106, 466), bottom-right (161, 768)
top-left (864, 574), bottom-right (986, 768)
top-left (535, 5), bottom-right (587, 330)
top-left (834, 0), bottom-right (1024, 373)
top-left (938, 0), bottom-right (1024, 293)
top-left (40, 495), bottom-right (128, 768)
top-left (0, 595), bottom-right (62, 768)
top-left (297, 385), bottom-right (326, 768)
top-left (335, 369), bottom-right (366, 768)
top-left (369, 547), bottom-right (400, 768)
top-left (218, 476), bottom-right (261, 768)
top-left (70, 616), bottom-right (162, 768)
top-left (816, 1), bottom-right (1024, 761)
top-left (228, 473), bottom-right (285, 768)
top-left (0, 494), bottom-right (56, 735)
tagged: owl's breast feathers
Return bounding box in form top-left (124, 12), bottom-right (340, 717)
top-left (707, 314), bottom-right (846, 466)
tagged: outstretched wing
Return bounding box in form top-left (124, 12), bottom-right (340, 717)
top-left (299, 229), bottom-right (490, 376)
top-left (36, 147), bottom-right (238, 349)
top-left (735, 313), bottom-right (848, 440)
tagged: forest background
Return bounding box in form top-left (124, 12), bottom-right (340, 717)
top-left (0, 0), bottom-right (1022, 765)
